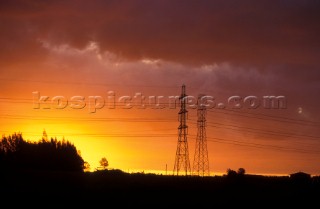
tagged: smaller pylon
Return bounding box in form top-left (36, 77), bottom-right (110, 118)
top-left (192, 94), bottom-right (210, 176)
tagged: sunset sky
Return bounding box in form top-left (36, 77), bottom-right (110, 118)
top-left (1, 0), bottom-right (320, 175)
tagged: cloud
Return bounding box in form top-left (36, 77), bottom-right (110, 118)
top-left (1, 0), bottom-right (320, 66)
top-left (39, 41), bottom-right (316, 96)
top-left (1, 1), bottom-right (320, 175)
top-left (1, 0), bottom-right (319, 120)
top-left (33, 40), bottom-right (319, 122)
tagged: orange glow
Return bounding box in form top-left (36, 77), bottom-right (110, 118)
top-left (1, 2), bottom-right (320, 176)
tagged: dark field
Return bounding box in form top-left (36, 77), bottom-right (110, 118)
top-left (1, 169), bottom-right (319, 207)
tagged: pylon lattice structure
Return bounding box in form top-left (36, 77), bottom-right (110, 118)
top-left (173, 84), bottom-right (191, 175)
top-left (192, 95), bottom-right (210, 176)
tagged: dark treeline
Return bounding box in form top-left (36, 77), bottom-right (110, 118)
top-left (0, 133), bottom-right (84, 172)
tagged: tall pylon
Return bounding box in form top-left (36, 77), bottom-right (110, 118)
top-left (192, 94), bottom-right (210, 176)
top-left (173, 84), bottom-right (191, 175)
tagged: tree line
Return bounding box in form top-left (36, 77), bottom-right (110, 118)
top-left (0, 133), bottom-right (84, 172)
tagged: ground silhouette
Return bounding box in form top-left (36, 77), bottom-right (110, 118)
top-left (1, 133), bottom-right (319, 207)
top-left (0, 168), bottom-right (319, 207)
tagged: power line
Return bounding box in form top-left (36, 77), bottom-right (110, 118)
top-left (1, 96), bottom-right (319, 125)
top-left (1, 111), bottom-right (319, 140)
top-left (0, 78), bottom-right (179, 88)
top-left (203, 136), bottom-right (320, 155)
top-left (187, 120), bottom-right (320, 142)
top-left (207, 109), bottom-right (320, 126)
top-left (205, 122), bottom-right (320, 140)
top-left (0, 114), bottom-right (176, 122)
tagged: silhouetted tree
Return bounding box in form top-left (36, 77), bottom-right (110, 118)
top-left (99, 157), bottom-right (109, 170)
top-left (290, 171), bottom-right (311, 184)
top-left (226, 168), bottom-right (237, 178)
top-left (237, 168), bottom-right (246, 175)
top-left (83, 161), bottom-right (91, 172)
top-left (0, 133), bottom-right (84, 172)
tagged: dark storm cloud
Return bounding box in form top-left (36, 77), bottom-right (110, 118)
top-left (1, 0), bottom-right (320, 66)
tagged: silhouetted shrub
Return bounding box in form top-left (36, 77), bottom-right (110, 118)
top-left (290, 171), bottom-right (311, 184)
top-left (226, 168), bottom-right (237, 177)
top-left (237, 168), bottom-right (246, 175)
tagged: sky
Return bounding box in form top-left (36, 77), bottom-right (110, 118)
top-left (1, 0), bottom-right (320, 175)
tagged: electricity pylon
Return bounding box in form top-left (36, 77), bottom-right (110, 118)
top-left (192, 94), bottom-right (210, 176)
top-left (173, 84), bottom-right (191, 175)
